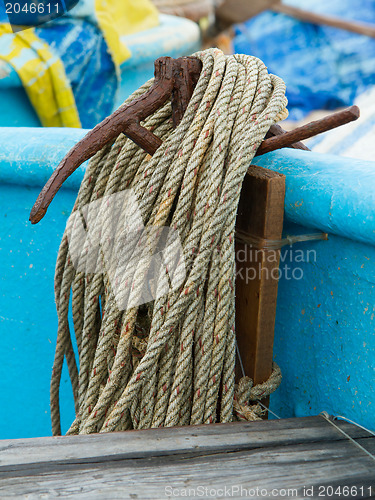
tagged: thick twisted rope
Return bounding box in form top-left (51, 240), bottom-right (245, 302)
top-left (51, 49), bottom-right (287, 435)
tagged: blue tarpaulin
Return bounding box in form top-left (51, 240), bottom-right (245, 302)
top-left (0, 0), bottom-right (159, 128)
top-left (0, 6), bottom-right (118, 128)
top-left (234, 0), bottom-right (375, 120)
top-left (34, 18), bottom-right (118, 129)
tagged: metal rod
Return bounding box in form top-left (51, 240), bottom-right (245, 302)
top-left (267, 124), bottom-right (309, 151)
top-left (255, 106), bottom-right (360, 157)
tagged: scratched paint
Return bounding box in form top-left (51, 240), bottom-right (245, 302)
top-left (0, 131), bottom-right (374, 438)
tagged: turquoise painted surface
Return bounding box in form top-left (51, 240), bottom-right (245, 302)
top-left (269, 223), bottom-right (375, 427)
top-left (0, 184), bottom-right (77, 438)
top-left (0, 128), bottom-right (374, 438)
top-left (0, 86), bottom-right (40, 127)
top-left (255, 149), bottom-right (375, 246)
top-left (0, 128), bottom-right (87, 438)
top-left (0, 14), bottom-right (200, 127)
top-left (254, 150), bottom-right (375, 431)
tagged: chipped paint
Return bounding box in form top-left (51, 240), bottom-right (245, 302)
top-left (255, 149), bottom-right (375, 433)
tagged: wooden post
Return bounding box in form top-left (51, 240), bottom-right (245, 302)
top-left (235, 165), bottom-right (285, 393)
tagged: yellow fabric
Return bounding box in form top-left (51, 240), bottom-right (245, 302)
top-left (0, 1), bottom-right (158, 127)
top-left (95, 0), bottom-right (159, 66)
top-left (0, 24), bottom-right (81, 127)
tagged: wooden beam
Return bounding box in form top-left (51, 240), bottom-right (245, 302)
top-left (155, 0), bottom-right (213, 22)
top-left (216, 0), bottom-right (375, 40)
top-left (0, 417), bottom-right (374, 499)
top-left (0, 416), bottom-right (371, 471)
top-left (272, 3), bottom-right (375, 40)
top-left (216, 0), bottom-right (280, 26)
top-left (235, 165), bottom-right (285, 388)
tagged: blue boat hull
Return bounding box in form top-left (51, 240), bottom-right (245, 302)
top-left (0, 128), bottom-right (374, 438)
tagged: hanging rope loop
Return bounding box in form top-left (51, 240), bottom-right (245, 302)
top-left (233, 363), bottom-right (282, 422)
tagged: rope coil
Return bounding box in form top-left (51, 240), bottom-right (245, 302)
top-left (51, 49), bottom-right (287, 435)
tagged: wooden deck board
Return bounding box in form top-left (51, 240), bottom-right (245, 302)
top-left (1, 416), bottom-right (374, 499)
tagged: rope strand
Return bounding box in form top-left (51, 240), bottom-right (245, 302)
top-left (51, 49), bottom-right (286, 435)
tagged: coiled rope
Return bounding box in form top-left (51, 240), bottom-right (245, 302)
top-left (51, 49), bottom-right (287, 436)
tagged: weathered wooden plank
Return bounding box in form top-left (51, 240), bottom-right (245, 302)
top-left (216, 0), bottom-right (280, 26)
top-left (235, 166), bottom-right (285, 386)
top-left (1, 437), bottom-right (374, 499)
top-left (0, 416), bottom-right (371, 472)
